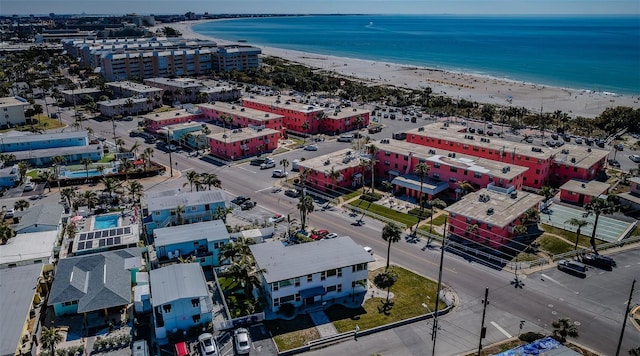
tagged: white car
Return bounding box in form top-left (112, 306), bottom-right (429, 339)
top-left (630, 154), bottom-right (640, 163)
top-left (4, 208), bottom-right (14, 218)
top-left (23, 183), bottom-right (35, 192)
top-left (272, 169), bottom-right (288, 178)
top-left (304, 144), bottom-right (318, 151)
top-left (260, 160), bottom-right (276, 169)
top-left (269, 214), bottom-right (285, 223)
top-left (234, 328), bottom-right (251, 355)
top-left (325, 233), bottom-right (339, 239)
top-left (198, 333), bottom-right (219, 356)
top-left (364, 246), bottom-right (373, 255)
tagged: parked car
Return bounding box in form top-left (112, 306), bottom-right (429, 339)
top-left (615, 143), bottom-right (624, 151)
top-left (231, 196), bottom-right (250, 205)
top-left (260, 160), bottom-right (276, 169)
top-left (23, 183), bottom-right (35, 192)
top-left (557, 259), bottom-right (587, 277)
top-left (608, 159), bottom-right (621, 168)
top-left (250, 157), bottom-right (269, 166)
top-left (316, 229), bottom-right (329, 237)
top-left (304, 144), bottom-right (318, 151)
top-left (269, 214), bottom-right (285, 223)
top-left (629, 154), bottom-right (640, 163)
top-left (4, 208), bottom-right (14, 218)
top-left (368, 125), bottom-right (383, 134)
top-left (284, 189), bottom-right (300, 198)
top-left (272, 169), bottom-right (288, 178)
top-left (241, 201), bottom-right (257, 210)
top-left (325, 233), bottom-right (339, 239)
top-left (198, 333), bottom-right (219, 356)
top-left (234, 328), bottom-right (251, 355)
top-left (337, 134), bottom-right (354, 142)
top-left (310, 234), bottom-right (323, 240)
top-left (581, 253), bottom-right (616, 271)
top-left (364, 246), bottom-right (374, 255)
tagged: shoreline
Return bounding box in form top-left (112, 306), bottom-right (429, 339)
top-left (154, 20), bottom-right (640, 119)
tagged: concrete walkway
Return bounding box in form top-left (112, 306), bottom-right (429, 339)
top-left (309, 311), bottom-right (338, 338)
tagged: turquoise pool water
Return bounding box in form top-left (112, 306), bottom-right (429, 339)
top-left (63, 169), bottom-right (104, 178)
top-left (94, 214), bottom-right (119, 230)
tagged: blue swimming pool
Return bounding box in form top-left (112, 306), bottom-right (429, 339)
top-left (64, 169), bottom-right (104, 178)
top-left (93, 214), bottom-right (120, 230)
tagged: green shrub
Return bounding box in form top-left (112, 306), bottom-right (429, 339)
top-left (361, 193), bottom-right (382, 202)
top-left (407, 208), bottom-right (431, 219)
top-left (519, 331), bottom-right (545, 343)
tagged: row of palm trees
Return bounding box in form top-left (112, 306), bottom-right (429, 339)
top-left (60, 178), bottom-right (144, 211)
top-left (182, 171), bottom-right (222, 192)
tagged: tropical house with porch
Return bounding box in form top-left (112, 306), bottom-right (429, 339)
top-left (153, 220), bottom-right (230, 267)
top-left (249, 237), bottom-right (374, 315)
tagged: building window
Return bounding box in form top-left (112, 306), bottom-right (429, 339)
top-left (449, 177), bottom-right (457, 182)
top-left (450, 167), bottom-right (457, 173)
top-left (434, 163), bottom-right (440, 168)
top-left (325, 285), bottom-right (337, 293)
top-left (352, 263), bottom-right (367, 272)
top-left (272, 283), bottom-right (279, 291)
top-left (191, 298), bottom-right (200, 308)
top-left (326, 269), bottom-right (337, 277)
top-left (295, 277), bottom-right (300, 287)
top-left (474, 172), bottom-right (482, 178)
top-left (337, 284), bottom-right (342, 293)
top-left (163, 304), bottom-right (172, 313)
top-left (466, 217), bottom-right (472, 223)
top-left (307, 274), bottom-right (313, 282)
top-left (321, 271), bottom-right (326, 281)
top-left (192, 314), bottom-right (201, 323)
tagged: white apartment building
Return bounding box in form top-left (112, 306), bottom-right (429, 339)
top-left (0, 96), bottom-right (29, 128)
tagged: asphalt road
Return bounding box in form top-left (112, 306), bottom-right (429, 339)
top-left (49, 106), bottom-right (640, 355)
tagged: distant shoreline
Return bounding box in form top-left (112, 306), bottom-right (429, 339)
top-left (153, 19), bottom-right (640, 118)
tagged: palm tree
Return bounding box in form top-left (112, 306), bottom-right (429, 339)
top-left (40, 169), bottom-right (54, 192)
top-left (115, 138), bottom-right (125, 153)
top-left (565, 218), bottom-right (590, 251)
top-left (301, 122), bottom-right (310, 142)
top-left (522, 208), bottom-right (540, 225)
top-left (61, 187), bottom-right (76, 208)
top-left (143, 147), bottom-right (154, 170)
top-left (17, 161), bottom-right (29, 184)
top-left (0, 224), bottom-right (16, 244)
top-left (119, 158), bottom-right (134, 181)
top-left (213, 206), bottom-right (233, 224)
top-left (82, 190), bottom-right (98, 210)
top-left (228, 257), bottom-right (267, 301)
top-left (80, 158), bottom-right (92, 181)
top-left (584, 195), bottom-right (619, 254)
top-left (412, 162), bottom-right (431, 233)
top-left (100, 177), bottom-right (122, 201)
top-left (14, 199), bottom-right (30, 211)
top-left (552, 317), bottom-right (579, 343)
top-left (366, 144), bottom-right (379, 194)
top-left (175, 205), bottom-right (186, 225)
top-left (381, 222), bottom-right (402, 271)
top-left (327, 166), bottom-right (341, 193)
top-left (297, 194), bottom-right (315, 232)
top-left (126, 181), bottom-right (144, 204)
top-left (219, 236), bottom-right (256, 264)
top-left (40, 326), bottom-right (63, 356)
top-left (358, 159), bottom-right (371, 194)
top-left (427, 198), bottom-right (447, 243)
top-left (51, 155), bottom-right (66, 190)
top-left (65, 222), bottom-right (77, 241)
top-left (299, 168), bottom-right (312, 188)
top-left (183, 170), bottom-right (201, 192)
top-left (279, 158), bottom-right (289, 176)
top-left (381, 180), bottom-right (393, 193)
top-left (513, 224), bottom-right (528, 237)
top-left (201, 172), bottom-right (221, 190)
top-left (455, 180), bottom-right (475, 200)
top-left (373, 270), bottom-right (398, 305)
top-left (129, 141), bottom-right (141, 156)
top-left (539, 185), bottom-right (555, 202)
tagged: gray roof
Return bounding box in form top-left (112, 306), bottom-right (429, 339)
top-left (49, 248), bottom-right (141, 313)
top-left (12, 204), bottom-right (62, 232)
top-left (149, 263), bottom-right (208, 306)
top-left (154, 220), bottom-right (229, 247)
top-left (145, 189), bottom-right (227, 212)
top-left (13, 144), bottom-right (102, 161)
top-left (249, 237), bottom-right (375, 284)
top-left (0, 130), bottom-right (88, 145)
top-left (0, 263), bottom-right (43, 356)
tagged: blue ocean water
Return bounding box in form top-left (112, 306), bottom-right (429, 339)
top-left (193, 15), bottom-right (640, 95)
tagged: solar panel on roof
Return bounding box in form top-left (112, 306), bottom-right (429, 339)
top-left (114, 236), bottom-right (121, 244)
top-left (79, 234), bottom-right (86, 241)
top-left (78, 242), bottom-right (85, 250)
top-left (99, 239), bottom-right (105, 247)
top-left (106, 238), bottom-right (114, 246)
top-left (85, 240), bottom-right (92, 248)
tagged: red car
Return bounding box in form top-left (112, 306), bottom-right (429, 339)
top-left (310, 234), bottom-right (324, 240)
top-left (316, 229), bottom-right (329, 237)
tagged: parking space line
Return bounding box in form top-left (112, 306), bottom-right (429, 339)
top-left (255, 186), bottom-right (272, 193)
top-left (237, 166), bottom-right (256, 173)
top-left (490, 321), bottom-right (512, 338)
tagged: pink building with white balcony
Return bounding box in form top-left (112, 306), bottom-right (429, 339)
top-left (297, 148), bottom-right (367, 192)
top-left (242, 95), bottom-right (325, 135)
top-left (142, 109), bottom-right (203, 133)
top-left (373, 140), bottom-right (528, 201)
top-left (404, 122), bottom-right (608, 189)
top-left (197, 102), bottom-right (285, 132)
top-left (207, 127), bottom-right (281, 160)
top-left (322, 107), bottom-right (371, 136)
top-left (446, 188), bottom-right (544, 249)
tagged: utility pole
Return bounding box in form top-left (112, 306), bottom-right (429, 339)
top-left (431, 217), bottom-right (447, 356)
top-left (477, 287), bottom-right (489, 356)
top-left (167, 130), bottom-right (173, 177)
top-left (615, 279), bottom-right (635, 356)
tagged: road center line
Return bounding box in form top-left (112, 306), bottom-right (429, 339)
top-left (491, 321), bottom-right (512, 338)
top-left (237, 166), bottom-right (256, 173)
top-left (255, 186), bottom-right (273, 193)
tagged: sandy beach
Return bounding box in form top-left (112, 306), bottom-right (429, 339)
top-left (156, 20), bottom-right (640, 118)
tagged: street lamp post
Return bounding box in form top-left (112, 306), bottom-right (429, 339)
top-left (166, 131), bottom-right (173, 177)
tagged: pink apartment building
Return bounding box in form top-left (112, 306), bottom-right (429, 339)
top-left (242, 95), bottom-right (370, 135)
top-left (207, 127), bottom-right (281, 160)
top-left (142, 109), bottom-right (203, 133)
top-left (297, 148), bottom-right (367, 192)
top-left (197, 102), bottom-right (285, 132)
top-left (404, 122), bottom-right (608, 189)
top-left (559, 179), bottom-right (610, 206)
top-left (446, 188), bottom-right (544, 249)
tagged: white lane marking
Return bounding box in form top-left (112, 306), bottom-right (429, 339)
top-left (491, 321), bottom-right (512, 338)
top-left (237, 166), bottom-right (256, 173)
top-left (541, 274), bottom-right (563, 287)
top-left (255, 186), bottom-right (273, 193)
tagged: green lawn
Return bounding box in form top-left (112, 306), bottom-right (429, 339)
top-left (348, 199), bottom-right (418, 227)
top-left (266, 315), bottom-right (320, 351)
top-left (342, 189), bottom-right (364, 202)
top-left (536, 234), bottom-right (574, 255)
top-left (326, 266), bottom-right (441, 333)
top-left (541, 224), bottom-right (604, 247)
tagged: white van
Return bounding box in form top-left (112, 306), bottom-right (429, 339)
top-left (292, 159), bottom-right (301, 171)
top-left (337, 134), bottom-right (354, 142)
top-left (272, 169), bottom-right (288, 178)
